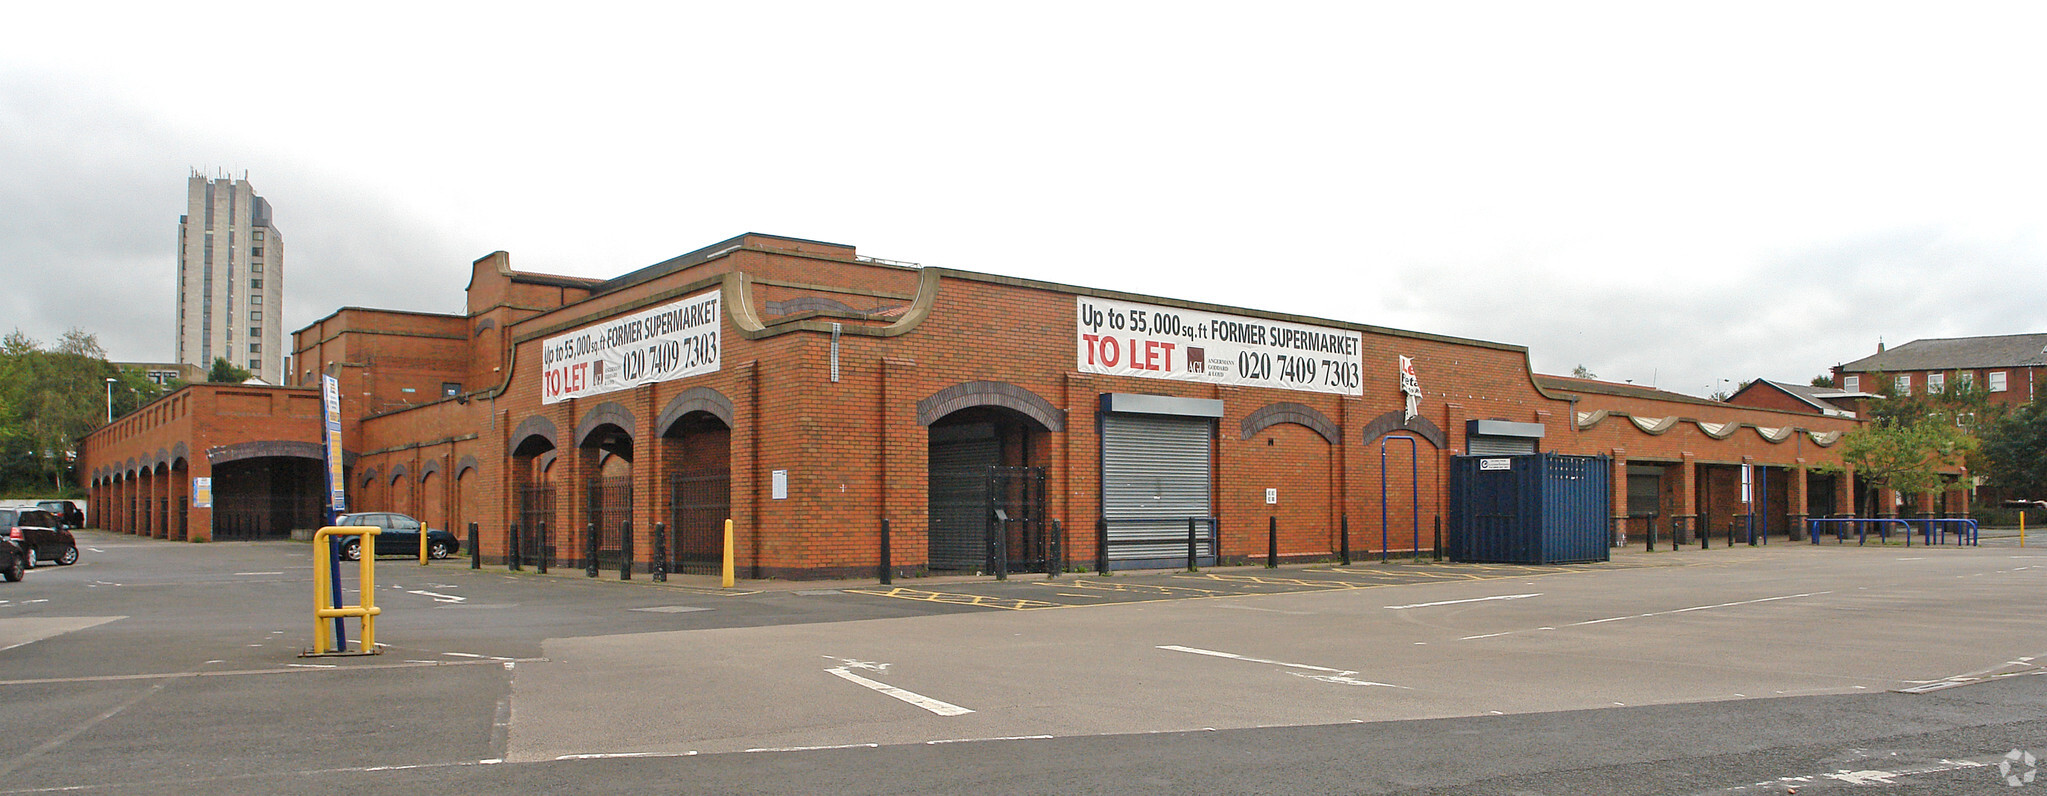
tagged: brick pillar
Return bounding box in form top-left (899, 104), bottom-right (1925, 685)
top-left (1610, 449), bottom-right (1628, 547)
top-left (1677, 453), bottom-right (1697, 543)
top-left (636, 385), bottom-right (660, 576)
top-left (882, 357), bottom-right (925, 575)
top-left (733, 360), bottom-right (760, 579)
top-left (1789, 460), bottom-right (1808, 541)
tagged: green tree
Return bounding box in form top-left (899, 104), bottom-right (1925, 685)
top-left (1828, 375), bottom-right (1985, 516)
top-left (1810, 373), bottom-right (1836, 388)
top-left (1979, 400), bottom-right (2047, 498)
top-left (0, 328), bottom-right (143, 492)
top-left (207, 357), bottom-right (253, 383)
top-left (1571, 364), bottom-right (1596, 379)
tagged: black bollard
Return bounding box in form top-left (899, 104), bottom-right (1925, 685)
top-left (586, 522), bottom-right (599, 578)
top-left (653, 522), bottom-right (667, 582)
top-left (1340, 514), bottom-right (1351, 566)
top-left (509, 522), bottom-right (522, 571)
top-left (537, 521), bottom-right (549, 574)
top-left (469, 522), bottom-right (480, 570)
top-left (1186, 518), bottom-right (1198, 572)
top-left (1267, 516), bottom-right (1278, 569)
top-left (620, 520), bottom-right (633, 580)
top-left (880, 518), bottom-right (893, 585)
top-left (1050, 519), bottom-right (1063, 579)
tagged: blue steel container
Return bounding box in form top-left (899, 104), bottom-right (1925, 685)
top-left (1449, 453), bottom-right (1611, 564)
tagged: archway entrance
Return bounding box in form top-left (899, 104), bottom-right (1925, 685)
top-left (212, 457), bottom-right (323, 540)
top-left (927, 407), bottom-right (1050, 574)
top-left (512, 429), bottom-right (558, 569)
top-left (664, 411), bottom-right (731, 575)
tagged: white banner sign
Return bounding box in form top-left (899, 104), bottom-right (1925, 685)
top-left (1075, 297), bottom-right (1362, 396)
top-left (541, 291), bottom-right (721, 404)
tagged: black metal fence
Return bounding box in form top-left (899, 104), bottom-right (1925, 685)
top-left (587, 476), bottom-right (633, 572)
top-left (669, 470), bottom-right (730, 575)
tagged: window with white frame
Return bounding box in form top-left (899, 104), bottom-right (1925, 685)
top-left (1991, 371), bottom-right (2008, 392)
top-left (1958, 371), bottom-right (1974, 389)
top-left (1928, 372), bottom-right (1945, 393)
top-left (1894, 374), bottom-right (1912, 395)
top-left (1842, 374), bottom-right (1859, 392)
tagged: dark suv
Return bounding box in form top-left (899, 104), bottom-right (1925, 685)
top-left (2, 508), bottom-right (77, 568)
top-left (36, 500), bottom-right (85, 528)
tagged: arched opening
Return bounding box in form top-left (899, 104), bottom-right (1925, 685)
top-left (421, 470), bottom-right (444, 537)
top-left (579, 419), bottom-right (634, 573)
top-left (170, 457), bottom-right (190, 541)
top-left (511, 426), bottom-right (558, 568)
top-left (926, 406), bottom-right (1052, 573)
top-left (663, 410), bottom-right (731, 575)
top-left (211, 455), bottom-right (324, 540)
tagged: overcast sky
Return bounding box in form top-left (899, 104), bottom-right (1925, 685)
top-left (4, 3), bottom-right (2043, 398)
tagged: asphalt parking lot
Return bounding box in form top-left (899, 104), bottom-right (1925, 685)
top-left (1, 529), bottom-right (2043, 794)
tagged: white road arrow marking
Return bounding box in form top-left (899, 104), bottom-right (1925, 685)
top-left (822, 657), bottom-right (972, 716)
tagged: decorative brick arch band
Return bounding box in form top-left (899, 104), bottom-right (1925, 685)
top-left (509, 415), bottom-right (560, 456)
top-left (657, 387), bottom-right (735, 435)
top-left (359, 467), bottom-right (380, 488)
top-left (456, 455), bottom-right (480, 478)
top-left (419, 459), bottom-right (442, 482)
top-left (916, 381), bottom-right (1065, 431)
top-left (575, 401), bottom-right (637, 448)
top-left (207, 440), bottom-right (343, 465)
top-left (390, 463), bottom-right (409, 484)
top-left (1240, 402), bottom-right (1340, 444)
top-left (1359, 410), bottom-right (1448, 448)
top-left (171, 442), bottom-right (189, 468)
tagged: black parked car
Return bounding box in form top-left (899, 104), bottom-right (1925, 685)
top-left (0, 538), bottom-right (22, 582)
top-left (2, 507), bottom-right (77, 568)
top-left (333, 512), bottom-right (460, 560)
top-left (36, 500), bottom-right (85, 528)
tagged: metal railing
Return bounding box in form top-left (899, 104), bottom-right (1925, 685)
top-left (1807, 517), bottom-right (1979, 546)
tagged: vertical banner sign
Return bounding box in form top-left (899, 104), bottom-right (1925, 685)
top-left (1399, 355), bottom-right (1422, 420)
top-left (542, 291), bottom-right (721, 404)
top-left (321, 375), bottom-right (346, 519)
top-left (1075, 297), bottom-right (1362, 396)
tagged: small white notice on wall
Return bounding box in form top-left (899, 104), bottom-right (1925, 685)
top-left (1265, 488), bottom-right (1278, 505)
top-left (772, 470), bottom-right (789, 500)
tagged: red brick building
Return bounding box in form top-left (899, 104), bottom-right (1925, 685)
top-left (83, 233), bottom-right (1951, 576)
top-left (1833, 334), bottom-right (2047, 407)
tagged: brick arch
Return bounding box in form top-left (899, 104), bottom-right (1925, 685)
top-left (1358, 410), bottom-right (1447, 448)
top-left (359, 467), bottom-right (380, 488)
top-left (125, 457), bottom-right (138, 477)
top-left (153, 447), bottom-right (171, 470)
top-left (656, 387), bottom-right (735, 435)
top-left (419, 459), bottom-right (442, 482)
top-left (474, 317), bottom-right (497, 337)
top-left (575, 401), bottom-right (638, 447)
top-left (916, 381), bottom-right (1064, 431)
top-left (208, 440), bottom-right (325, 465)
top-left (171, 442), bottom-right (189, 466)
top-left (1240, 402), bottom-right (1340, 444)
top-left (455, 455), bottom-right (479, 478)
top-left (390, 463), bottom-right (409, 484)
top-left (508, 415), bottom-right (560, 456)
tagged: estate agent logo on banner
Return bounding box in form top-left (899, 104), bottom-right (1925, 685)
top-left (1399, 355), bottom-right (1422, 421)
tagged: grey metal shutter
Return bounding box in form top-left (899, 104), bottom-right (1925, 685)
top-left (928, 424), bottom-right (999, 570)
top-left (1467, 435), bottom-right (1537, 456)
top-left (1101, 413), bottom-right (1212, 561)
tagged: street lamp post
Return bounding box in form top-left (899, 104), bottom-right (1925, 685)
top-left (105, 377), bottom-right (116, 423)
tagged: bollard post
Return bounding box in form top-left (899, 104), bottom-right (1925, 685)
top-left (1267, 516), bottom-right (1278, 569)
top-left (1670, 517), bottom-right (1677, 552)
top-left (1699, 516), bottom-right (1708, 549)
top-left (1097, 517), bottom-right (1109, 576)
top-left (1050, 519), bottom-right (1064, 579)
top-left (880, 518), bottom-right (893, 585)
top-left (586, 522), bottom-right (599, 578)
top-left (653, 522), bottom-right (667, 582)
top-left (509, 522), bottom-right (522, 571)
top-left (469, 522), bottom-right (480, 570)
top-left (993, 514), bottom-right (1009, 582)
top-left (1339, 514), bottom-right (1351, 566)
top-left (1647, 517), bottom-right (1657, 551)
top-left (538, 521), bottom-right (550, 574)
top-left (1186, 518), bottom-right (1198, 572)
top-left (1433, 521), bottom-right (1442, 562)
top-left (720, 519), bottom-right (735, 588)
top-left (620, 520), bottom-right (633, 580)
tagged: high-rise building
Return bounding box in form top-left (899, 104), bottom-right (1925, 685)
top-left (177, 172), bottom-right (283, 383)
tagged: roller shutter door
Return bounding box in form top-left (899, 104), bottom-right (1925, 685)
top-left (1101, 413), bottom-right (1213, 562)
top-left (1467, 434), bottom-right (1537, 456)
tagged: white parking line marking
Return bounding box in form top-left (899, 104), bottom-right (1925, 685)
top-left (406, 590), bottom-right (467, 604)
top-left (1157, 645), bottom-right (1405, 688)
top-left (1568, 591), bottom-right (1830, 627)
top-left (1386, 593), bottom-right (1540, 610)
top-left (823, 657), bottom-right (973, 716)
top-left (234, 571), bottom-right (284, 576)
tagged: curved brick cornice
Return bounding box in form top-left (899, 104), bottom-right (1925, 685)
top-left (917, 381), bottom-right (1065, 431)
top-left (575, 401), bottom-right (638, 447)
top-left (1240, 402), bottom-right (1339, 444)
top-left (657, 387), bottom-right (735, 435)
top-left (1358, 410), bottom-right (1448, 448)
top-left (456, 455), bottom-right (479, 478)
top-left (208, 440), bottom-right (327, 465)
top-left (509, 415), bottom-right (560, 456)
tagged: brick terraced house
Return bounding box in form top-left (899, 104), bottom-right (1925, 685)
top-left (79, 233), bottom-right (1967, 577)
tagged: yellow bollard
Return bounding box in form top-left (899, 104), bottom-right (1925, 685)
top-left (308, 526), bottom-right (383, 657)
top-left (2022, 511), bottom-right (2027, 548)
top-left (721, 518), bottom-right (735, 588)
